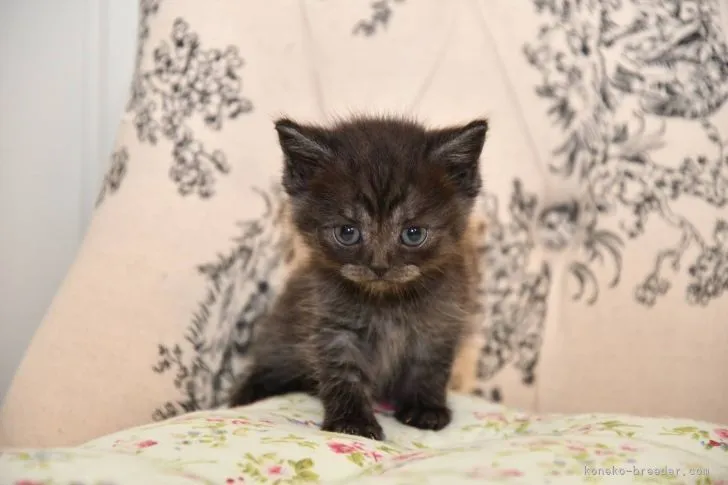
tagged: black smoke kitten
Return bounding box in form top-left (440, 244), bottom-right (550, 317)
top-left (229, 115), bottom-right (487, 440)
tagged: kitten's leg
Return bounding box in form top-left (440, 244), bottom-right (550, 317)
top-left (449, 327), bottom-right (483, 394)
top-left (393, 342), bottom-right (456, 431)
top-left (315, 327), bottom-right (384, 440)
top-left (229, 361), bottom-right (316, 407)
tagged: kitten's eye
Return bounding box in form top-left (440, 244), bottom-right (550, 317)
top-left (401, 227), bottom-right (428, 247)
top-left (334, 225), bottom-right (362, 246)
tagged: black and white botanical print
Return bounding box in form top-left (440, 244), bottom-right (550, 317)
top-left (473, 0), bottom-right (728, 395)
top-left (474, 180), bottom-right (553, 389)
top-left (151, 185), bottom-right (296, 420)
top-left (474, 176), bottom-right (630, 392)
top-left (128, 15), bottom-right (253, 198)
top-left (686, 218), bottom-right (728, 306)
top-left (96, 148), bottom-right (129, 207)
top-left (130, 0), bottom-right (160, 90)
top-left (352, 0), bottom-right (405, 36)
top-left (523, 0), bottom-right (728, 308)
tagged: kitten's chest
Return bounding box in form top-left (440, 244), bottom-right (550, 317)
top-left (362, 309), bottom-right (414, 382)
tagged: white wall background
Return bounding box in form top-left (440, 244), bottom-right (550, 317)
top-left (0, 0), bottom-right (139, 400)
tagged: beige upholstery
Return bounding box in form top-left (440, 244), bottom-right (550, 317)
top-left (2, 0), bottom-right (727, 447)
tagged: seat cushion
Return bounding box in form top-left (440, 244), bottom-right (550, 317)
top-left (1, 394), bottom-right (727, 484)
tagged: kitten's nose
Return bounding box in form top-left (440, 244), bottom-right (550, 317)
top-left (370, 266), bottom-right (388, 278)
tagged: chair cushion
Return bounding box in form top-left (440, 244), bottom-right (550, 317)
top-left (1, 394), bottom-right (727, 484)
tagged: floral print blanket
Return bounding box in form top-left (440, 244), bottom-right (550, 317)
top-left (1, 394), bottom-right (727, 484)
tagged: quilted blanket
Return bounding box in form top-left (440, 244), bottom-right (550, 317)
top-left (1, 394), bottom-right (727, 484)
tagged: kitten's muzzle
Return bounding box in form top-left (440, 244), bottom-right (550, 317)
top-left (340, 264), bottom-right (388, 282)
top-left (340, 264), bottom-right (421, 285)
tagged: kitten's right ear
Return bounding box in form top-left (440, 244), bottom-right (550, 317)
top-left (275, 118), bottom-right (333, 194)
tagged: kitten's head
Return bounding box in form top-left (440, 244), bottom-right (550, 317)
top-left (275, 115), bottom-right (487, 292)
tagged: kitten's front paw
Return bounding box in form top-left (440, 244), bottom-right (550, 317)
top-left (395, 404), bottom-right (451, 431)
top-left (322, 416), bottom-right (384, 440)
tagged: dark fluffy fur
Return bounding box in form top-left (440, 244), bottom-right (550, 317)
top-left (229, 115), bottom-right (487, 440)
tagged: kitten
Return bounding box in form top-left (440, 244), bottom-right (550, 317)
top-left (229, 115), bottom-right (487, 440)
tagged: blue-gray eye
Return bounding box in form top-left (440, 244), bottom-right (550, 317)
top-left (401, 227), bottom-right (427, 247)
top-left (334, 225), bottom-right (361, 246)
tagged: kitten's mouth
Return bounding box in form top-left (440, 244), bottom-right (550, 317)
top-left (363, 280), bottom-right (399, 293)
top-left (340, 264), bottom-right (421, 287)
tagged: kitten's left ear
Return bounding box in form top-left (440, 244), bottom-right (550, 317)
top-left (427, 119), bottom-right (488, 198)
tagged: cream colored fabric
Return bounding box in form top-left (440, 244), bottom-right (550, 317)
top-left (2, 394), bottom-right (727, 483)
top-left (2, 0), bottom-right (727, 448)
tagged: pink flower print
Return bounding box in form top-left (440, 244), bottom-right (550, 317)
top-left (231, 419), bottom-right (250, 425)
top-left (328, 442), bottom-right (363, 454)
top-left (467, 467), bottom-right (524, 479)
top-left (715, 428), bottom-right (728, 440)
top-left (567, 444), bottom-right (586, 452)
top-left (499, 469), bottom-right (524, 477)
top-left (474, 411), bottom-right (507, 421)
top-left (392, 451), bottom-right (428, 463)
top-left (367, 451), bottom-right (384, 462)
top-left (137, 439), bottom-right (158, 448)
top-left (14, 481), bottom-right (45, 485)
top-left (620, 444), bottom-right (639, 452)
top-left (225, 477), bottom-right (245, 484)
top-left (267, 465), bottom-right (283, 476)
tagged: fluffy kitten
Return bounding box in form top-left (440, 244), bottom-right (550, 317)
top-left (229, 115), bottom-right (487, 440)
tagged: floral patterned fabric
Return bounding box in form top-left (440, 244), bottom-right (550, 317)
top-left (1, 394), bottom-right (726, 484)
